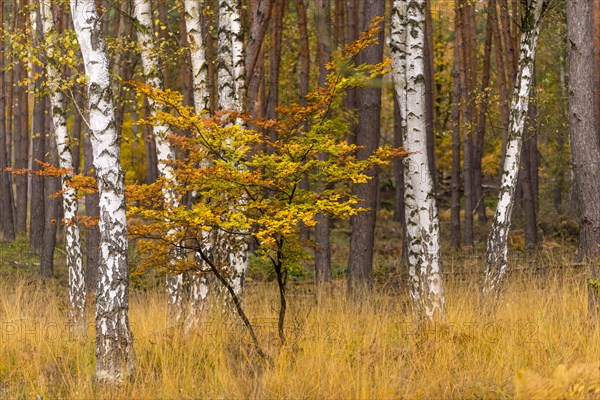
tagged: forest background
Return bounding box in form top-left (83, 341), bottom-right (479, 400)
top-left (0, 0), bottom-right (598, 398)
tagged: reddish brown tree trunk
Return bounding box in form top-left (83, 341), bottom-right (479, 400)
top-left (474, 4), bottom-right (494, 224)
top-left (521, 73), bottom-right (538, 250)
top-left (246, 0), bottom-right (272, 120)
top-left (424, 0), bottom-right (436, 186)
top-left (265, 0), bottom-right (285, 130)
top-left (13, 0), bottom-right (28, 236)
top-left (566, 0), bottom-right (600, 317)
top-left (314, 0), bottom-right (333, 285)
top-left (451, 8), bottom-right (462, 249)
top-left (347, 0), bottom-right (385, 292)
top-left (457, 0), bottom-right (474, 250)
top-left (0, 2), bottom-right (15, 241)
top-left (40, 99), bottom-right (60, 278)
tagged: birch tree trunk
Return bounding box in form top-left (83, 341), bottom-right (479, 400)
top-left (481, 0), bottom-right (546, 304)
top-left (184, 0), bottom-right (210, 114)
top-left (217, 0), bottom-right (246, 115)
top-left (70, 0), bottom-right (135, 383)
top-left (392, 0), bottom-right (444, 320)
top-left (182, 0), bottom-right (213, 328)
top-left (40, 0), bottom-right (86, 330)
top-left (217, 0), bottom-right (248, 297)
top-left (133, 0), bottom-right (187, 327)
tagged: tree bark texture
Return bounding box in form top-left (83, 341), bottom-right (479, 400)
top-left (566, 0), bottom-right (600, 317)
top-left (314, 0), bottom-right (333, 286)
top-left (70, 0), bottom-right (135, 383)
top-left (482, 0), bottom-right (546, 304)
top-left (392, 0), bottom-right (445, 320)
top-left (40, 0), bottom-right (86, 329)
top-left (347, 0), bottom-right (385, 293)
top-left (0, 0), bottom-right (15, 241)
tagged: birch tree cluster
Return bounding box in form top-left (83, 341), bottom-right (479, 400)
top-left (0, 0), bottom-right (598, 384)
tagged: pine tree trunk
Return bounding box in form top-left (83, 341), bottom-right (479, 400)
top-left (0, 1), bottom-right (14, 241)
top-left (142, 101), bottom-right (159, 184)
top-left (347, 0), bottom-right (385, 293)
top-left (566, 0), bottom-right (600, 317)
top-left (40, 112), bottom-right (60, 279)
top-left (40, 0), bottom-right (86, 328)
top-left (296, 0), bottom-right (309, 105)
top-left (474, 6), bottom-right (493, 224)
top-left (314, 0), bottom-right (333, 286)
top-left (29, 30), bottom-right (46, 254)
top-left (424, 0), bottom-right (436, 186)
top-left (492, 0), bottom-right (510, 177)
top-left (246, 0), bottom-right (271, 121)
top-left (13, 15), bottom-right (28, 237)
top-left (344, 0), bottom-right (359, 145)
top-left (554, 55), bottom-right (567, 214)
top-left (459, 0), bottom-right (474, 250)
top-left (265, 0), bottom-right (285, 127)
top-left (70, 0), bottom-right (135, 383)
top-left (482, 0), bottom-right (546, 304)
top-left (392, 0), bottom-right (445, 320)
top-left (521, 73), bottom-right (538, 250)
top-left (595, 0), bottom-right (600, 139)
top-left (450, 19), bottom-right (461, 250)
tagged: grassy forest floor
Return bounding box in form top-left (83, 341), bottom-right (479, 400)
top-left (0, 211), bottom-right (599, 398)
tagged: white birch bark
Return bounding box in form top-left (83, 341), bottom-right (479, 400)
top-left (132, 0), bottom-right (188, 327)
top-left (391, 0), bottom-right (421, 314)
top-left (481, 0), bottom-right (546, 303)
top-left (183, 0), bottom-right (212, 329)
top-left (392, 0), bottom-right (444, 321)
top-left (70, 0), bottom-right (135, 383)
top-left (183, 0), bottom-right (210, 114)
top-left (217, 0), bottom-right (246, 116)
top-left (39, 0), bottom-right (86, 331)
top-left (217, 0), bottom-right (248, 298)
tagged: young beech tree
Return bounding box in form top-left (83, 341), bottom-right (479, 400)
top-left (481, 0), bottom-right (549, 305)
top-left (127, 22), bottom-right (400, 353)
top-left (70, 0), bottom-right (135, 383)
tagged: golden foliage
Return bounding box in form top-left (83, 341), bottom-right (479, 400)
top-left (126, 22), bottom-right (405, 278)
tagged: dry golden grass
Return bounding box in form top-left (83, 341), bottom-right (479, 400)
top-left (0, 258), bottom-right (598, 399)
